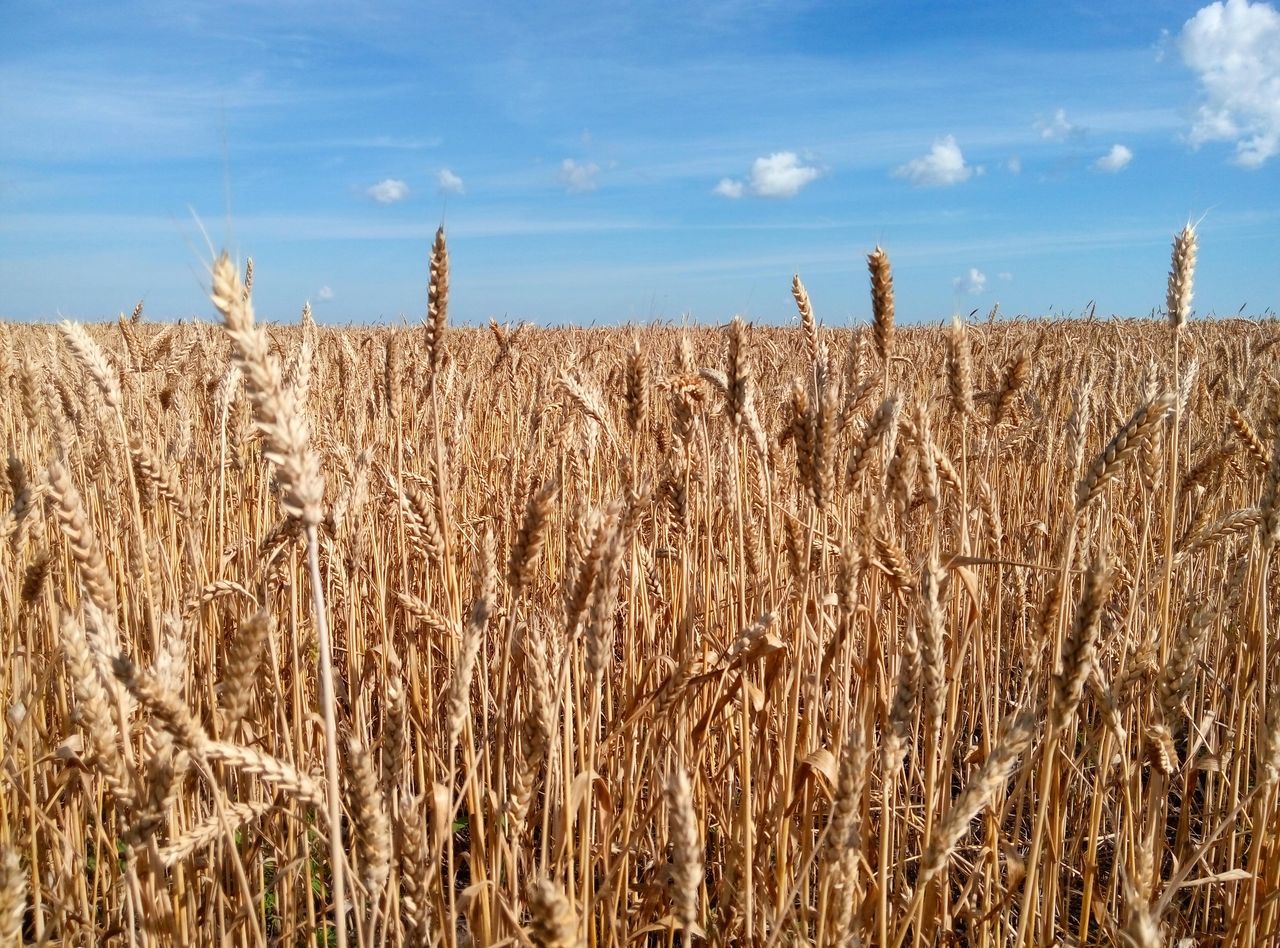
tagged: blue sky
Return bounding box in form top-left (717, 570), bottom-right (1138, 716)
top-left (1, 0), bottom-right (1277, 325)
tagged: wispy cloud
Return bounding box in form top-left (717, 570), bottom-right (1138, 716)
top-left (893, 136), bottom-right (974, 187)
top-left (559, 158), bottom-right (600, 193)
top-left (953, 267), bottom-right (987, 294)
top-left (0, 211), bottom-right (666, 243)
top-left (0, 66), bottom-right (276, 159)
top-left (1036, 107), bottom-right (1086, 141)
top-left (366, 178), bottom-right (409, 203)
top-left (317, 285), bottom-right (334, 301)
top-left (1093, 144), bottom-right (1133, 172)
top-left (437, 168), bottom-right (465, 194)
top-left (316, 136), bottom-right (442, 150)
top-left (1006, 155), bottom-right (1022, 174)
top-left (1179, 0), bottom-right (1280, 167)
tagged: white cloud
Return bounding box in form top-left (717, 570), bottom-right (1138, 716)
top-left (1006, 155), bottom-right (1022, 174)
top-left (893, 136), bottom-right (974, 187)
top-left (1036, 108), bottom-right (1085, 141)
top-left (748, 152), bottom-right (821, 197)
top-left (998, 272), bottom-right (1014, 282)
top-left (317, 286), bottom-right (334, 301)
top-left (953, 268), bottom-right (987, 294)
top-left (1179, 0), bottom-right (1280, 167)
top-left (436, 168), bottom-right (464, 194)
top-left (560, 159), bottom-right (600, 193)
top-left (1094, 144), bottom-right (1134, 172)
top-left (366, 178), bottom-right (409, 204)
top-left (713, 152), bottom-right (820, 199)
top-left (713, 177), bottom-right (745, 198)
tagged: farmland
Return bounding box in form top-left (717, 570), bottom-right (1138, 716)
top-left (1, 229), bottom-right (1278, 945)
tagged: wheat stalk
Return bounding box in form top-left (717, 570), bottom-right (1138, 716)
top-left (868, 246), bottom-right (895, 368)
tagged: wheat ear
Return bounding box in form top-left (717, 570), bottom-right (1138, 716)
top-left (0, 847), bottom-right (26, 945)
top-left (919, 712), bottom-right (1036, 885)
top-left (1166, 223), bottom-right (1196, 331)
top-left (527, 878), bottom-right (579, 948)
top-left (868, 246), bottom-right (895, 367)
top-left (345, 736), bottom-right (392, 898)
top-left (666, 763), bottom-right (702, 931)
top-left (1076, 392), bottom-right (1174, 512)
top-left (425, 226), bottom-right (449, 376)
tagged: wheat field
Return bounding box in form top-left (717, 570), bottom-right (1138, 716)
top-left (1, 228), bottom-right (1278, 946)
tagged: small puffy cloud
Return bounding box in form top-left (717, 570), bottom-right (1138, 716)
top-left (436, 168), bottom-right (464, 194)
top-left (714, 152), bottom-right (821, 198)
top-left (893, 136), bottom-right (974, 187)
top-left (748, 152), bottom-right (821, 197)
top-left (713, 177), bottom-right (745, 198)
top-left (1036, 108), bottom-right (1086, 141)
top-left (1094, 144), bottom-right (1134, 172)
top-left (1006, 155), bottom-right (1022, 174)
top-left (953, 268), bottom-right (987, 295)
top-left (317, 286), bottom-right (334, 302)
top-left (366, 178), bottom-right (409, 204)
top-left (560, 158), bottom-right (600, 193)
top-left (1179, 0), bottom-right (1280, 167)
